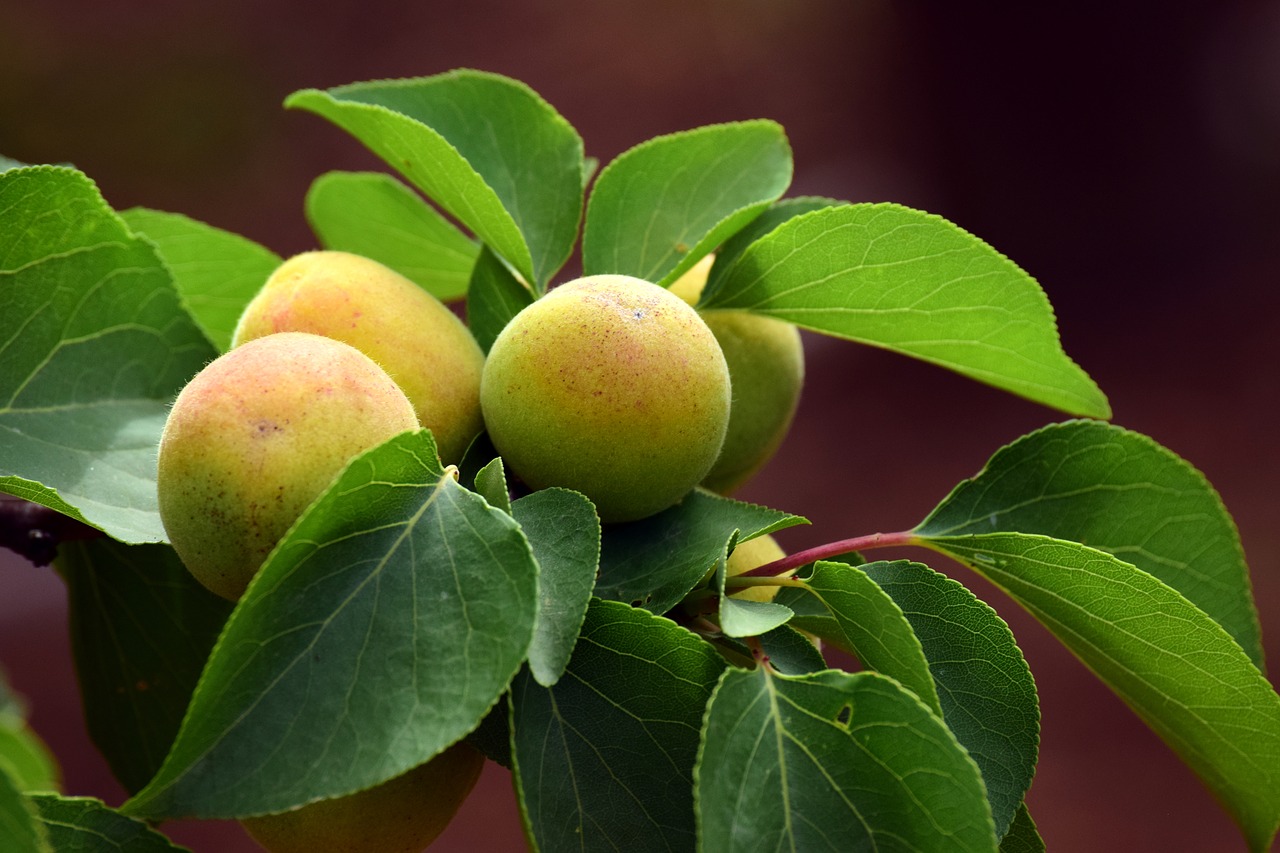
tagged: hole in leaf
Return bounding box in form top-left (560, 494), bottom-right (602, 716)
top-left (836, 703), bottom-right (852, 728)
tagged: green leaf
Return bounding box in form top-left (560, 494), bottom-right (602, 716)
top-left (718, 595), bottom-right (794, 639)
top-left (511, 488), bottom-right (601, 687)
top-left (31, 795), bottom-right (189, 852)
top-left (0, 167), bottom-right (215, 543)
top-left (998, 806), bottom-right (1044, 853)
top-left (778, 558), bottom-right (1040, 840)
top-left (695, 667), bottom-right (997, 852)
top-left (712, 625), bottom-right (828, 676)
top-left (56, 539), bottom-right (231, 794)
top-left (0, 766), bottom-right (48, 853)
top-left (287, 70), bottom-right (584, 288)
top-left (472, 455), bottom-right (510, 515)
top-left (0, 729), bottom-right (57, 795)
top-left (119, 207), bottom-right (282, 352)
top-left (792, 561), bottom-right (943, 714)
top-left (757, 625), bottom-right (827, 675)
top-left (304, 171), bottom-right (479, 302)
top-left (465, 246), bottom-right (535, 354)
top-left (716, 535), bottom-right (794, 638)
top-left (701, 203), bottom-right (1110, 418)
top-left (702, 196), bottom-right (840, 303)
top-left (917, 531), bottom-right (1280, 852)
top-left (0, 155), bottom-right (35, 173)
top-left (857, 561), bottom-right (1038, 841)
top-left (124, 430), bottom-right (539, 819)
top-left (512, 599), bottom-right (725, 852)
top-left (917, 419), bottom-right (1263, 669)
top-left (582, 121), bottom-right (792, 287)
top-left (0, 674), bottom-right (58, 793)
top-left (594, 489), bottom-right (806, 616)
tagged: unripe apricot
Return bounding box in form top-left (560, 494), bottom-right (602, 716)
top-left (157, 332), bottom-right (419, 600)
top-left (241, 742), bottom-right (484, 853)
top-left (726, 533), bottom-right (789, 603)
top-left (669, 256), bottom-right (804, 494)
top-left (233, 250), bottom-right (485, 463)
top-left (481, 274), bottom-right (731, 523)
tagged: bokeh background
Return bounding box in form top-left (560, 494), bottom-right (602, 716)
top-left (3, 1), bottom-right (1278, 850)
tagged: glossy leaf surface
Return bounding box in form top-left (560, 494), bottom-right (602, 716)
top-left (702, 203), bottom-right (1110, 417)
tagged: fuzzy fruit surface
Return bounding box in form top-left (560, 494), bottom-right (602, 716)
top-left (241, 742), bottom-right (484, 853)
top-left (669, 256), bottom-right (804, 493)
top-left (157, 332), bottom-right (419, 600)
top-left (233, 250), bottom-right (484, 463)
top-left (481, 274), bottom-right (731, 523)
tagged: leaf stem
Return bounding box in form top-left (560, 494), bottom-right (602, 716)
top-left (737, 530), bottom-right (919, 579)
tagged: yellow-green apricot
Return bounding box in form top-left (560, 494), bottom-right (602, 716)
top-left (241, 742), bottom-right (484, 853)
top-left (157, 332), bottom-right (419, 600)
top-left (233, 250), bottom-right (485, 463)
top-left (726, 533), bottom-right (790, 603)
top-left (669, 255), bottom-right (804, 494)
top-left (481, 274), bottom-right (731, 523)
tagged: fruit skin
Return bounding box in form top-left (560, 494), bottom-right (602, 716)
top-left (669, 256), bottom-right (804, 494)
top-left (241, 742), bottom-right (484, 853)
top-left (726, 533), bottom-right (789, 603)
top-left (481, 274), bottom-right (731, 523)
top-left (157, 332), bottom-right (419, 600)
top-left (232, 250), bottom-right (485, 463)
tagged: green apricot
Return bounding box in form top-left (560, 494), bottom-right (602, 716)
top-left (233, 250), bottom-right (485, 464)
top-left (725, 533), bottom-right (789, 603)
top-left (481, 274), bottom-right (731, 523)
top-left (157, 332), bottom-right (419, 600)
top-left (669, 255), bottom-right (804, 494)
top-left (241, 742), bottom-right (484, 853)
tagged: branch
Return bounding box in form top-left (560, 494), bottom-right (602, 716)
top-left (0, 496), bottom-right (102, 566)
top-left (736, 530), bottom-right (919, 578)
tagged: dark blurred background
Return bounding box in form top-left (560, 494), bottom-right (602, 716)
top-left (2, 1), bottom-right (1278, 850)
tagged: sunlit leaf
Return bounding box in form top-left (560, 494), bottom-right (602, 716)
top-left (701, 203), bottom-right (1110, 418)
top-left (305, 171), bottom-right (478, 302)
top-left (120, 207), bottom-right (281, 352)
top-left (31, 795), bottom-right (188, 852)
top-left (0, 167), bottom-right (214, 543)
top-left (287, 70), bottom-right (584, 288)
top-left (0, 766), bottom-right (47, 853)
top-left (917, 419), bottom-right (1263, 668)
top-left (917, 531), bottom-right (1280, 852)
top-left (583, 121), bottom-right (792, 287)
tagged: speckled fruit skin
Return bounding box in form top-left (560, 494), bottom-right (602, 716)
top-left (726, 533), bottom-right (789, 603)
top-left (232, 250), bottom-right (485, 463)
top-left (157, 332), bottom-right (419, 600)
top-left (241, 742), bottom-right (484, 853)
top-left (669, 255), bottom-right (805, 494)
top-left (481, 274), bottom-right (731, 523)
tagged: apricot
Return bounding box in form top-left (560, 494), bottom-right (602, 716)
top-left (156, 332), bottom-right (419, 600)
top-left (480, 274), bottom-right (730, 523)
top-left (232, 250), bottom-right (484, 463)
top-left (726, 533), bottom-right (789, 603)
top-left (669, 255), bottom-right (804, 493)
top-left (241, 742), bottom-right (484, 853)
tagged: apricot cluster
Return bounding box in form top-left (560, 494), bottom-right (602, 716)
top-left (154, 250), bottom-right (806, 852)
top-left (156, 251), bottom-right (488, 852)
